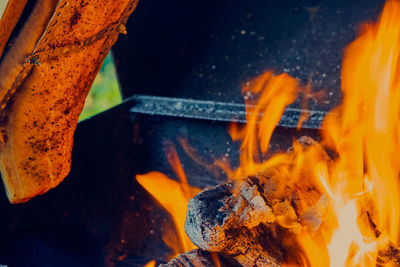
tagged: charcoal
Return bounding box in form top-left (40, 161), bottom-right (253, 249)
top-left (184, 180), bottom-right (282, 267)
top-left (168, 136), bottom-right (400, 266)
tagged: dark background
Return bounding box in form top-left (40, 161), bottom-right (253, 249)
top-left (113, 0), bottom-right (384, 110)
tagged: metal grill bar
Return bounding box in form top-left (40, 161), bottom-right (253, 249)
top-left (130, 94), bottom-right (327, 129)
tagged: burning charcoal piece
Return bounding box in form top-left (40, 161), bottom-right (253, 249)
top-left (159, 249), bottom-right (241, 267)
top-left (184, 181), bottom-right (282, 267)
top-left (181, 177), bottom-right (400, 266)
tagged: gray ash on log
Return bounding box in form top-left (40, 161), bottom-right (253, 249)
top-left (161, 136), bottom-right (330, 266)
top-left (159, 126), bottom-right (400, 267)
top-left (162, 174), bottom-right (400, 267)
top-left (160, 173), bottom-right (317, 266)
top-left (184, 181), bottom-right (282, 267)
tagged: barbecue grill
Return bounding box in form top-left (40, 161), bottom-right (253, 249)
top-left (0, 0), bottom-right (385, 266)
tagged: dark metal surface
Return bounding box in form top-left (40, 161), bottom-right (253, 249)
top-left (113, 0), bottom-right (385, 111)
top-left (130, 94), bottom-right (326, 129)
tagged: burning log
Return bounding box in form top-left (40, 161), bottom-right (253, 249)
top-left (184, 180), bottom-right (282, 267)
top-left (164, 174), bottom-right (400, 267)
top-left (161, 170), bottom-right (324, 267)
top-left (155, 0), bottom-right (400, 264)
top-left (159, 137), bottom-right (329, 266)
top-left (159, 138), bottom-right (400, 266)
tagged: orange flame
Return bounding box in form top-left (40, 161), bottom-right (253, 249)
top-left (224, 1), bottom-right (400, 266)
top-left (321, 0), bottom-right (400, 265)
top-left (136, 1), bottom-right (400, 266)
top-left (136, 145), bottom-right (200, 258)
top-left (324, 0), bottom-right (400, 245)
top-left (297, 82), bottom-right (312, 130)
top-left (217, 71), bottom-right (299, 179)
top-left (144, 260), bottom-right (156, 267)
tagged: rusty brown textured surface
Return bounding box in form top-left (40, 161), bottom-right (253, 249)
top-left (0, 0), bottom-right (139, 203)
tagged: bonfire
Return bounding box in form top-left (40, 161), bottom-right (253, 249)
top-left (138, 1), bottom-right (400, 266)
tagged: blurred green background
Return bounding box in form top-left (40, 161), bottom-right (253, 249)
top-left (79, 53), bottom-right (122, 121)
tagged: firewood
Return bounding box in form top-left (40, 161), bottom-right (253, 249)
top-left (159, 249), bottom-right (241, 267)
top-left (163, 137), bottom-right (400, 265)
top-left (183, 176), bottom-right (400, 266)
top-left (184, 180), bottom-right (282, 267)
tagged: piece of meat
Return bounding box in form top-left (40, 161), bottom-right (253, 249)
top-left (0, 0), bottom-right (139, 203)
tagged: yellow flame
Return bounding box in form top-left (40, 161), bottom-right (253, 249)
top-left (223, 1), bottom-right (400, 266)
top-left (137, 1), bottom-right (400, 266)
top-left (321, 1), bottom-right (400, 265)
top-left (217, 71), bottom-right (299, 179)
top-left (136, 145), bottom-right (200, 258)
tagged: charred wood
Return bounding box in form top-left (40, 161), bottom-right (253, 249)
top-left (166, 137), bottom-right (400, 266)
top-left (184, 180), bottom-right (282, 267)
top-left (182, 176), bottom-right (400, 266)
